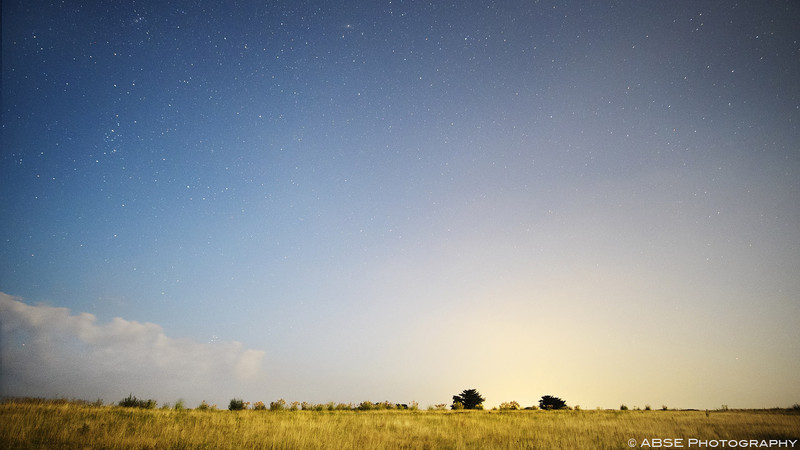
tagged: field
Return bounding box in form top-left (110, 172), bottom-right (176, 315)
top-left (1, 400), bottom-right (798, 449)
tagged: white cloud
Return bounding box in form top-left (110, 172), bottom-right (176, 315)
top-left (0, 292), bottom-right (265, 407)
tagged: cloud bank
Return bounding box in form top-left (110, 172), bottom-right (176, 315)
top-left (0, 292), bottom-right (265, 407)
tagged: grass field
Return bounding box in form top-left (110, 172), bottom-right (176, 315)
top-left (1, 400), bottom-right (798, 449)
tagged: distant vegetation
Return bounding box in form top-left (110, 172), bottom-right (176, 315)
top-left (2, 397), bottom-right (799, 449)
top-left (9, 393), bottom-right (800, 414)
top-left (118, 394), bottom-right (157, 409)
top-left (13, 390), bottom-right (797, 415)
top-left (498, 401), bottom-right (521, 410)
top-left (451, 388), bottom-right (486, 410)
top-left (228, 398), bottom-right (248, 411)
top-left (539, 395), bottom-right (568, 410)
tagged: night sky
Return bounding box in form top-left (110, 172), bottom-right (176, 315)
top-left (2, 0), bottom-right (799, 409)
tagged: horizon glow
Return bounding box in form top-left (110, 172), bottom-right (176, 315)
top-left (2, 0), bottom-right (799, 409)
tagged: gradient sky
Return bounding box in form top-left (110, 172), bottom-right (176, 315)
top-left (2, 0), bottom-right (799, 410)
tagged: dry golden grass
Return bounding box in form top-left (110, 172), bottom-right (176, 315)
top-left (1, 400), bottom-right (798, 449)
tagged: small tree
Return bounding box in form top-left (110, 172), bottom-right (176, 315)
top-left (539, 395), bottom-right (567, 410)
top-left (452, 389), bottom-right (485, 410)
top-left (229, 398), bottom-right (246, 411)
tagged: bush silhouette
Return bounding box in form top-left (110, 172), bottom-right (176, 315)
top-left (452, 389), bottom-right (485, 410)
top-left (539, 395), bottom-right (568, 410)
top-left (119, 394), bottom-right (157, 409)
top-left (228, 398), bottom-right (246, 411)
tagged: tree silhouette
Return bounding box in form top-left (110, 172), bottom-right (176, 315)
top-left (452, 388), bottom-right (485, 410)
top-left (539, 395), bottom-right (567, 410)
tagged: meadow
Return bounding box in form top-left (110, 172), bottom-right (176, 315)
top-left (1, 399), bottom-right (798, 449)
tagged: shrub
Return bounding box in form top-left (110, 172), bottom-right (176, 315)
top-left (197, 400), bottom-right (212, 411)
top-left (499, 401), bottom-right (521, 410)
top-left (174, 399), bottom-right (186, 411)
top-left (252, 401), bottom-right (267, 411)
top-left (270, 399), bottom-right (287, 411)
top-left (119, 394), bottom-right (157, 409)
top-left (644, 404), bottom-right (651, 411)
top-left (620, 404), bottom-right (629, 411)
top-left (290, 401), bottom-right (300, 411)
top-left (361, 401), bottom-right (396, 410)
top-left (452, 401), bottom-right (464, 410)
top-left (358, 401), bottom-right (375, 411)
top-left (228, 398), bottom-right (246, 411)
top-left (118, 394), bottom-right (136, 408)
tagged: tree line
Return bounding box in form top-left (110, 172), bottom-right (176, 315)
top-left (114, 389), bottom-right (570, 411)
top-left (451, 389), bottom-right (568, 410)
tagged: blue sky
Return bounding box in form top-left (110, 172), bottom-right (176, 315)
top-left (2, 0), bottom-right (799, 409)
